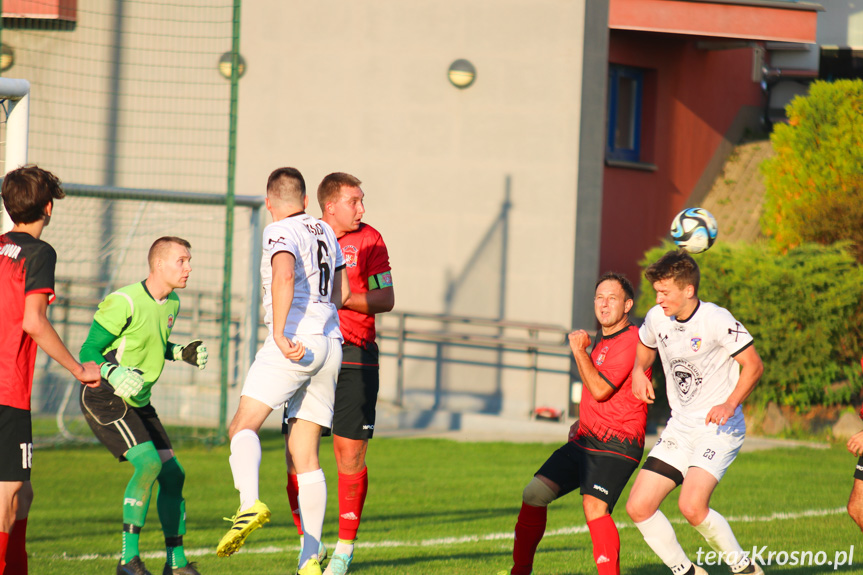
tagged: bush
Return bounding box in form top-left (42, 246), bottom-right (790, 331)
top-left (636, 242), bottom-right (863, 409)
top-left (760, 79), bottom-right (863, 262)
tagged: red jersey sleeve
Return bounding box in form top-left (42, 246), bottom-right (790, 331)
top-left (363, 226), bottom-right (391, 279)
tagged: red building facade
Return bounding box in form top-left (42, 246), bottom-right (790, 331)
top-left (601, 0), bottom-right (820, 283)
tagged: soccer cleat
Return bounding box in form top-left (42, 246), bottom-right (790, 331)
top-left (216, 499), bottom-right (271, 557)
top-left (117, 556), bottom-right (153, 575)
top-left (494, 572), bottom-right (532, 575)
top-left (298, 557), bottom-right (323, 575)
top-left (162, 562), bottom-right (201, 575)
top-left (297, 540), bottom-right (328, 568)
top-left (323, 550), bottom-right (354, 575)
top-left (692, 565), bottom-right (708, 575)
top-left (735, 561), bottom-right (764, 575)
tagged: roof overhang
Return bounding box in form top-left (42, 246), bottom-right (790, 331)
top-left (609, 0), bottom-right (822, 44)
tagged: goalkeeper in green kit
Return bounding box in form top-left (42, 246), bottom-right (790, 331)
top-left (79, 237), bottom-right (208, 575)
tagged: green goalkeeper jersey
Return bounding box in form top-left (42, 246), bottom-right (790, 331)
top-left (81, 281), bottom-right (180, 407)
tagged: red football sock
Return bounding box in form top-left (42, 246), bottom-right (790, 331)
top-left (512, 503), bottom-right (547, 575)
top-left (7, 518), bottom-right (27, 574)
top-left (587, 514), bottom-right (620, 575)
top-left (286, 473), bottom-right (303, 535)
top-left (0, 530), bottom-right (9, 574)
top-left (337, 467), bottom-right (368, 541)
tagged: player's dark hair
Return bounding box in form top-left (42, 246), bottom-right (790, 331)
top-left (595, 271), bottom-right (634, 301)
top-left (317, 172), bottom-right (362, 211)
top-left (267, 167), bottom-right (306, 203)
top-left (645, 249), bottom-right (700, 295)
top-left (1, 164), bottom-right (64, 224)
top-left (148, 236), bottom-right (191, 270)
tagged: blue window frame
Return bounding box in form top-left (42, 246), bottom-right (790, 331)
top-left (606, 65), bottom-right (643, 163)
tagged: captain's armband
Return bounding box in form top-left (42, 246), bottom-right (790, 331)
top-left (368, 270), bottom-right (393, 290)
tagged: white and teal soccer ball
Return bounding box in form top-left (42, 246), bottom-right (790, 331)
top-left (670, 208), bottom-right (718, 254)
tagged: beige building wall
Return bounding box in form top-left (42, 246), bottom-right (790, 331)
top-left (2, 1), bottom-right (606, 423)
top-left (238, 0), bottom-right (591, 416)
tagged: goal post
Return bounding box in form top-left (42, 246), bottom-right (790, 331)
top-left (0, 77), bottom-right (31, 233)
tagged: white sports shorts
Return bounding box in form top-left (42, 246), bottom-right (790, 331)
top-left (647, 409), bottom-right (745, 482)
top-left (241, 334), bottom-right (343, 428)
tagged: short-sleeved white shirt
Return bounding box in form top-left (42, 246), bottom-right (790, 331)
top-left (260, 213), bottom-right (344, 339)
top-left (639, 301), bottom-right (754, 419)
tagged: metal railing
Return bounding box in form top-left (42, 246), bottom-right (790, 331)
top-left (377, 311), bottom-right (579, 415)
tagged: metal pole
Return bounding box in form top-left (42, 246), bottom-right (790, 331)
top-left (1, 78), bottom-right (30, 233)
top-left (395, 313), bottom-right (406, 407)
top-left (219, 0), bottom-right (242, 440)
top-left (529, 329), bottom-right (538, 416)
top-left (246, 205), bottom-right (263, 373)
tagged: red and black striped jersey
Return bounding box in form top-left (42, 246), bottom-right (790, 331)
top-left (0, 232), bottom-right (57, 410)
top-left (573, 324), bottom-right (650, 462)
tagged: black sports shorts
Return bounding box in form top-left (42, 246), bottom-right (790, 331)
top-left (855, 457), bottom-right (863, 481)
top-left (0, 405), bottom-right (33, 481)
top-left (281, 342), bottom-right (380, 440)
top-left (80, 381), bottom-right (172, 460)
top-left (536, 441), bottom-right (640, 513)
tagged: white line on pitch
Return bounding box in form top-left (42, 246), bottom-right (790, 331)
top-left (46, 506), bottom-right (847, 561)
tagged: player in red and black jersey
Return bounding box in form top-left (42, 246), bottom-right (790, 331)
top-left (0, 165), bottom-right (101, 574)
top-left (846, 355), bottom-right (863, 531)
top-left (283, 172), bottom-right (393, 575)
top-left (498, 272), bottom-right (649, 575)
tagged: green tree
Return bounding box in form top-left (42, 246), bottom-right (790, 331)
top-left (761, 79), bottom-right (863, 262)
top-left (636, 242), bottom-right (863, 409)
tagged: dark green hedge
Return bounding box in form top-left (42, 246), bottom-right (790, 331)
top-left (635, 241), bottom-right (863, 409)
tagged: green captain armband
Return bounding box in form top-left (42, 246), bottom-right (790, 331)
top-left (368, 270), bottom-right (393, 291)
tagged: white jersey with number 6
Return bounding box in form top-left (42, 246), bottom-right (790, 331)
top-left (260, 213), bottom-right (344, 339)
top-left (639, 301), bottom-right (754, 420)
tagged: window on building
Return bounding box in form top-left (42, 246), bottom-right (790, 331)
top-left (606, 65), bottom-right (643, 163)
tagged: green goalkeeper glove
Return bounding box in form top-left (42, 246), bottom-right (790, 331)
top-left (173, 340), bottom-right (208, 370)
top-left (100, 363), bottom-right (144, 399)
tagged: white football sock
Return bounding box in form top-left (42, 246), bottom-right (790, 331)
top-left (693, 508), bottom-right (750, 571)
top-left (333, 538), bottom-right (355, 557)
top-left (298, 468), bottom-right (327, 567)
top-left (635, 510), bottom-right (693, 575)
top-left (229, 428), bottom-right (261, 511)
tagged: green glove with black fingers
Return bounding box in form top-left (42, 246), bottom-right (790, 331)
top-left (172, 339), bottom-right (208, 370)
top-left (100, 362), bottom-right (145, 399)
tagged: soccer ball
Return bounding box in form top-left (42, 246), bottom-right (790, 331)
top-left (670, 207), bottom-right (718, 254)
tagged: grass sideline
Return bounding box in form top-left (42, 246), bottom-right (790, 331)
top-left (26, 430), bottom-right (863, 574)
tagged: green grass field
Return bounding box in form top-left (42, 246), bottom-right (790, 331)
top-left (25, 431), bottom-right (863, 574)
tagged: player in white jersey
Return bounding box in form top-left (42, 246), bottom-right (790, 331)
top-left (625, 250), bottom-right (764, 575)
top-left (217, 168), bottom-right (349, 575)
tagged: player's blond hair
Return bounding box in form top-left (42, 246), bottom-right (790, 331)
top-left (317, 172), bottom-right (361, 211)
top-left (148, 236), bottom-right (191, 270)
top-left (645, 250), bottom-right (700, 295)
